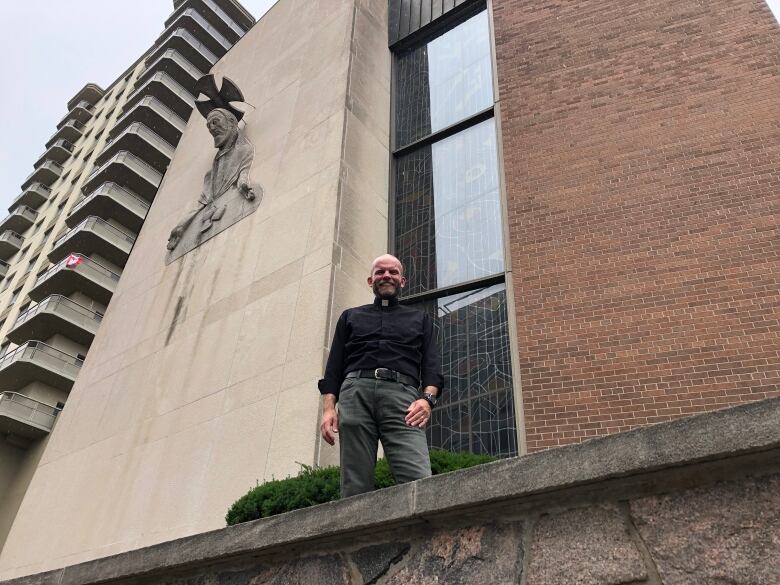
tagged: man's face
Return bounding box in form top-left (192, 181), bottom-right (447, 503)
top-left (368, 257), bottom-right (406, 299)
top-left (206, 112), bottom-right (235, 148)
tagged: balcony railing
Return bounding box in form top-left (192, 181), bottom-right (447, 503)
top-left (125, 72), bottom-right (195, 120)
top-left (0, 230), bottom-right (24, 260)
top-left (35, 254), bottom-right (120, 288)
top-left (9, 294), bottom-right (103, 346)
top-left (166, 0), bottom-right (252, 39)
top-left (9, 183), bottom-right (51, 212)
top-left (46, 119), bottom-right (84, 148)
top-left (67, 182), bottom-right (149, 232)
top-left (68, 83), bottom-right (104, 111)
top-left (0, 259), bottom-right (9, 279)
top-left (146, 28), bottom-right (217, 73)
top-left (35, 139), bottom-right (75, 167)
top-left (0, 341), bottom-right (83, 392)
top-left (0, 391), bottom-right (60, 439)
top-left (49, 216), bottom-right (136, 267)
top-left (22, 160), bottom-right (63, 189)
top-left (111, 96), bottom-right (187, 146)
top-left (170, 0), bottom-right (254, 33)
top-left (30, 253), bottom-right (120, 305)
top-left (137, 48), bottom-right (202, 92)
top-left (57, 101), bottom-right (95, 128)
top-left (97, 122), bottom-right (175, 173)
top-left (82, 151), bottom-right (162, 202)
top-left (0, 205), bottom-right (38, 234)
top-left (162, 9), bottom-right (231, 58)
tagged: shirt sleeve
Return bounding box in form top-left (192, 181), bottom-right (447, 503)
top-left (318, 311), bottom-right (348, 399)
top-left (420, 312), bottom-right (444, 393)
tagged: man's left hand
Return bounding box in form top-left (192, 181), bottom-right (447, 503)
top-left (405, 399), bottom-right (431, 428)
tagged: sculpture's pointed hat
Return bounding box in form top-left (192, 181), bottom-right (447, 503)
top-left (194, 74), bottom-right (246, 121)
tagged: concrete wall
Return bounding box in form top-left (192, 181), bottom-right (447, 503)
top-left (0, 0), bottom-right (390, 577)
top-left (495, 0), bottom-right (780, 450)
top-left (0, 440), bottom-right (47, 554)
top-left (2, 398), bottom-right (777, 585)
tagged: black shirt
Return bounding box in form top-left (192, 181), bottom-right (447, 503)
top-left (318, 296), bottom-right (443, 400)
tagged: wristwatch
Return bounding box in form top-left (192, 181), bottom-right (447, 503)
top-left (422, 392), bottom-right (438, 410)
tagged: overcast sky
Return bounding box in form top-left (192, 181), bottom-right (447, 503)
top-left (1, 1), bottom-right (779, 213)
top-left (0, 1), bottom-right (278, 212)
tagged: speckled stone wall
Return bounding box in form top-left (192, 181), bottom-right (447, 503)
top-left (118, 473), bottom-right (776, 585)
top-left (3, 399), bottom-right (777, 585)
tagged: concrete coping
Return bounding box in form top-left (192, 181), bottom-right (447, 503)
top-left (3, 397), bottom-right (779, 585)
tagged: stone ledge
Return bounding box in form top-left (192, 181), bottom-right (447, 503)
top-left (2, 397), bottom-right (779, 585)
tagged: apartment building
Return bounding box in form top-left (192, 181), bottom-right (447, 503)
top-left (0, 0), bottom-right (255, 550)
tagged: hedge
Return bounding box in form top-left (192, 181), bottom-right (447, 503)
top-left (225, 450), bottom-right (496, 525)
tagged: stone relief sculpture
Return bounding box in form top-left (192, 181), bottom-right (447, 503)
top-left (166, 75), bottom-right (263, 263)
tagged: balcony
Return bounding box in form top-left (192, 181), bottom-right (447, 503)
top-left (145, 28), bottom-right (217, 74)
top-left (7, 295), bottom-right (103, 346)
top-left (111, 96), bottom-right (186, 146)
top-left (167, 0), bottom-right (252, 40)
top-left (125, 72), bottom-right (195, 120)
top-left (9, 183), bottom-right (51, 212)
top-left (68, 83), bottom-right (104, 111)
top-left (67, 183), bottom-right (149, 233)
top-left (34, 139), bottom-right (75, 167)
top-left (96, 123), bottom-right (175, 174)
top-left (0, 230), bottom-right (24, 260)
top-left (0, 206), bottom-right (38, 234)
top-left (0, 342), bottom-right (82, 392)
top-left (0, 392), bottom-right (60, 440)
top-left (48, 216), bottom-right (137, 267)
top-left (161, 9), bottom-right (231, 59)
top-left (46, 119), bottom-right (84, 148)
top-left (29, 254), bottom-right (120, 305)
top-left (0, 260), bottom-right (9, 279)
top-left (172, 0), bottom-right (254, 30)
top-left (81, 151), bottom-right (162, 202)
top-left (56, 101), bottom-right (95, 129)
top-left (21, 160), bottom-right (63, 190)
top-left (138, 49), bottom-right (201, 94)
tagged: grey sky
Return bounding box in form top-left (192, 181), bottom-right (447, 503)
top-left (0, 0), bottom-right (278, 212)
top-left (1, 1), bottom-right (779, 213)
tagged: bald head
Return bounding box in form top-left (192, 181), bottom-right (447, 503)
top-left (368, 254), bottom-right (406, 299)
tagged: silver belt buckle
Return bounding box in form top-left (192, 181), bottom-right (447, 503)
top-left (374, 368), bottom-right (381, 379)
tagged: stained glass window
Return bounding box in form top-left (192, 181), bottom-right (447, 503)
top-left (395, 118), bottom-right (504, 296)
top-left (422, 284), bottom-right (517, 456)
top-left (395, 11), bottom-right (494, 149)
top-left (392, 8), bottom-right (518, 458)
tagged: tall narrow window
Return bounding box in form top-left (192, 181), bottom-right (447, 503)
top-left (392, 9), bottom-right (518, 457)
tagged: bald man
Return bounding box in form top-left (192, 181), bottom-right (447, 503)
top-left (318, 254), bottom-right (443, 497)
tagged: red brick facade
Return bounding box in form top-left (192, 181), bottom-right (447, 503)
top-left (493, 0), bottom-right (780, 451)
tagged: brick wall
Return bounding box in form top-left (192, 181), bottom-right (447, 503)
top-left (493, 0), bottom-right (780, 451)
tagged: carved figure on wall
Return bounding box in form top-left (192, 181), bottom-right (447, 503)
top-left (166, 75), bottom-right (263, 262)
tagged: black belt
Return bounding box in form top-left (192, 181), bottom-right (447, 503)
top-left (346, 368), bottom-right (418, 387)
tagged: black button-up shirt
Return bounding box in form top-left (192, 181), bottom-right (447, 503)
top-left (318, 296), bottom-right (443, 400)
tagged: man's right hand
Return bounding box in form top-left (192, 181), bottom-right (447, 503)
top-left (320, 407), bottom-right (339, 445)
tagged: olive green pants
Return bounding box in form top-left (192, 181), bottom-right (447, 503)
top-left (338, 377), bottom-right (431, 498)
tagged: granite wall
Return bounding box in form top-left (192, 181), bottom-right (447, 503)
top-left (3, 398), bottom-right (778, 585)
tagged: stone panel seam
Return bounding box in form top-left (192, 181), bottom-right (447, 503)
top-left (619, 501), bottom-right (663, 585)
top-left (517, 515), bottom-right (536, 585)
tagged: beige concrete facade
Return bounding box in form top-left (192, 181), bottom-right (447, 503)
top-left (0, 0), bottom-right (390, 578)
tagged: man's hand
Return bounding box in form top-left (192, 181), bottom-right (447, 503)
top-left (405, 399), bottom-right (431, 428)
top-left (320, 393), bottom-right (339, 445)
top-left (238, 179), bottom-right (255, 201)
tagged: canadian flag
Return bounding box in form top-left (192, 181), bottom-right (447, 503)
top-left (65, 254), bottom-right (83, 268)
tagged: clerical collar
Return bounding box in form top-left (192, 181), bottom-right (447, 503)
top-left (373, 296), bottom-right (399, 307)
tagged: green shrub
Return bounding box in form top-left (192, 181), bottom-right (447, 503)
top-left (225, 450), bottom-right (496, 526)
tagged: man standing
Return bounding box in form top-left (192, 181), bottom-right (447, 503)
top-left (318, 254), bottom-right (443, 497)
